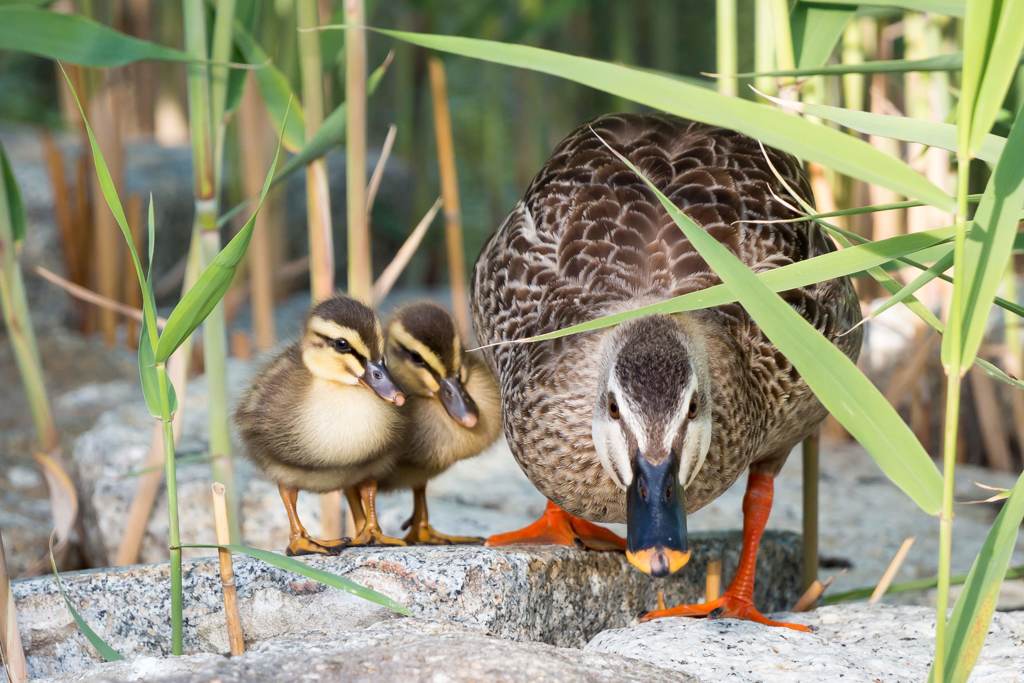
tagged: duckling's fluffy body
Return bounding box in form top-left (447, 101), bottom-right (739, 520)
top-left (236, 345), bottom-right (401, 493)
top-left (380, 351), bottom-right (501, 491)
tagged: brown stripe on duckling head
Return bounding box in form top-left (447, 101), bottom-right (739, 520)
top-left (389, 301), bottom-right (461, 376)
top-left (307, 295), bottom-right (383, 359)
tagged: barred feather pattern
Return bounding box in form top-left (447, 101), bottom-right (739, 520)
top-left (472, 113), bottom-right (862, 522)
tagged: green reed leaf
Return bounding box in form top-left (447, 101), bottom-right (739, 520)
top-left (791, 1), bottom-right (854, 69)
top-left (804, 0), bottom-right (965, 15)
top-left (155, 101), bottom-right (287, 361)
top-left (0, 6), bottom-right (190, 65)
top-left (351, 26), bottom-right (953, 211)
top-left (930, 470), bottom-right (1024, 682)
top-left (0, 142), bottom-right (26, 244)
top-left (49, 535), bottom-right (122, 662)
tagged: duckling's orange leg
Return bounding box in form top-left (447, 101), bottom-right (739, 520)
top-left (344, 487), bottom-right (366, 532)
top-left (345, 480), bottom-right (406, 547)
top-left (485, 501), bottom-right (625, 551)
top-left (278, 485), bottom-right (347, 556)
top-left (402, 486), bottom-right (483, 545)
top-left (640, 472), bottom-right (810, 632)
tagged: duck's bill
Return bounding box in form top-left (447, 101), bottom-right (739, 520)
top-left (361, 360), bottom-right (406, 406)
top-left (625, 452), bottom-right (689, 578)
top-left (439, 376), bottom-right (479, 428)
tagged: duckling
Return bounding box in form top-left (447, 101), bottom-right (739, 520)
top-left (235, 295), bottom-right (408, 556)
top-left (378, 301), bottom-right (502, 544)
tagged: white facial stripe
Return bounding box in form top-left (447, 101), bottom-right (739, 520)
top-left (662, 379), bottom-right (696, 455)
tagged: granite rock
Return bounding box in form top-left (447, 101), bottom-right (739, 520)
top-left (586, 603), bottom-right (1024, 682)
top-left (44, 620), bottom-right (691, 683)
top-left (12, 533), bottom-right (800, 678)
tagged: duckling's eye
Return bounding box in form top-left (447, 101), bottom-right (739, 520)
top-left (406, 349), bottom-right (427, 366)
top-left (608, 396), bottom-right (620, 420)
top-left (331, 338), bottom-right (351, 353)
top-left (687, 398), bottom-right (698, 419)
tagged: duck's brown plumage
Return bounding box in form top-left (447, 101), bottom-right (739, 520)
top-left (471, 113), bottom-right (862, 522)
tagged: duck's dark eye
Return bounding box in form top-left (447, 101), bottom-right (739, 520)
top-left (688, 397), bottom-right (698, 419)
top-left (405, 347), bottom-right (426, 366)
top-left (608, 396), bottom-right (620, 420)
top-left (332, 338), bottom-right (351, 353)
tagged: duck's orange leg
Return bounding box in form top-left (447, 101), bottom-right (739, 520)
top-left (485, 500), bottom-right (625, 551)
top-left (641, 472), bottom-right (810, 632)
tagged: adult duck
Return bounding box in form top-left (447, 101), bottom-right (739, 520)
top-left (472, 113), bottom-right (862, 629)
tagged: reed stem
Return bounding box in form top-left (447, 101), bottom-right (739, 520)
top-left (211, 483), bottom-right (245, 656)
top-left (428, 57), bottom-right (470, 338)
top-left (716, 0), bottom-right (738, 97)
top-left (344, 0), bottom-right (371, 303)
top-left (0, 531), bottom-right (28, 683)
top-left (156, 362), bottom-right (183, 656)
top-left (801, 432), bottom-right (819, 592)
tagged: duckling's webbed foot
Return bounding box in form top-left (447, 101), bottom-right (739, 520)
top-left (286, 535), bottom-right (348, 556)
top-left (485, 500), bottom-right (625, 551)
top-left (401, 485), bottom-right (483, 545)
top-left (344, 479), bottom-right (407, 547)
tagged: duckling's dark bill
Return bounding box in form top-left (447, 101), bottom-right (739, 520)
top-left (626, 452), bottom-right (689, 578)
top-left (361, 360), bottom-right (406, 405)
top-left (439, 376), bottom-right (478, 428)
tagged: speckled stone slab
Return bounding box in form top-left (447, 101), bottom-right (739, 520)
top-left (12, 533), bottom-right (799, 678)
top-left (41, 619), bottom-right (693, 683)
top-left (586, 603), bottom-right (1024, 682)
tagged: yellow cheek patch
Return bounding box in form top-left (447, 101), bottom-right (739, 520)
top-left (308, 317), bottom-right (372, 359)
top-left (388, 322), bottom-right (448, 378)
top-left (302, 347), bottom-right (360, 385)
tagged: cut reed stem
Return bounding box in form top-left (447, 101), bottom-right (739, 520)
top-left (801, 432), bottom-right (819, 592)
top-left (372, 198), bottom-right (442, 304)
top-left (428, 57), bottom-right (471, 338)
top-left (705, 558), bottom-right (722, 602)
top-left (211, 483), bottom-right (245, 656)
top-left (0, 531), bottom-right (28, 683)
top-left (870, 536), bottom-right (915, 604)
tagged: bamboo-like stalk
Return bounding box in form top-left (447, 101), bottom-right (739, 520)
top-left (34, 266), bottom-right (167, 328)
top-left (343, 0), bottom-right (370, 303)
top-left (801, 432), bottom-right (819, 592)
top-left (299, 0), bottom-right (345, 539)
top-left (372, 198), bottom-right (442, 305)
top-left (237, 75), bottom-right (276, 351)
top-left (705, 558), bottom-right (722, 602)
top-left (716, 0), bottom-right (738, 98)
top-left (870, 536), bottom-right (915, 604)
top-left (428, 57), bottom-right (471, 339)
top-left (211, 483), bottom-right (245, 656)
top-left (88, 83), bottom-right (124, 347)
top-left (183, 0), bottom-right (240, 544)
top-left (754, 0), bottom-right (776, 96)
top-left (0, 531), bottom-right (28, 683)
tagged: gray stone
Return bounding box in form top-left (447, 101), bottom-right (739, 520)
top-left (43, 620), bottom-right (691, 683)
top-left (12, 533), bottom-right (800, 678)
top-left (586, 603), bottom-right (1024, 682)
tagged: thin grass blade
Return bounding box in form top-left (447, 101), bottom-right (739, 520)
top-left (185, 544), bottom-right (410, 616)
top-left (791, 1), bottom-right (854, 69)
top-left (595, 133), bottom-right (942, 514)
top-left (0, 142), bottom-right (25, 244)
top-left (733, 53), bottom-right (983, 78)
top-left (48, 535), bottom-right (122, 662)
top-left (350, 27), bottom-right (953, 211)
top-left (964, 2), bottom-right (1024, 156)
top-left (806, 0), bottom-right (964, 15)
top-left (0, 5), bottom-right (191, 65)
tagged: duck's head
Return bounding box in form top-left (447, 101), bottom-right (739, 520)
top-left (300, 295), bottom-right (405, 405)
top-left (384, 301), bottom-right (478, 428)
top-left (592, 315), bottom-right (711, 578)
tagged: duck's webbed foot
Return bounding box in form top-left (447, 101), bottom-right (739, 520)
top-left (640, 593), bottom-right (810, 632)
top-left (485, 501), bottom-right (625, 551)
top-left (286, 534), bottom-right (347, 556)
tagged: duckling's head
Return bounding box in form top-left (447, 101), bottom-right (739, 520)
top-left (384, 302), bottom-right (478, 428)
top-left (301, 295), bottom-right (405, 405)
top-left (592, 315), bottom-right (711, 578)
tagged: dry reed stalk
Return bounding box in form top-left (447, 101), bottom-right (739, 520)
top-left (343, 0), bottom-right (370, 304)
top-left (792, 573), bottom-right (839, 612)
top-left (655, 590), bottom-right (666, 612)
top-left (237, 75), bottom-right (277, 351)
top-left (969, 368), bottom-right (1013, 472)
top-left (87, 82), bottom-right (125, 347)
top-left (72, 153), bottom-right (95, 333)
top-left (0, 532), bottom-right (28, 683)
top-left (870, 537), bottom-right (915, 604)
top-left (34, 266), bottom-right (166, 328)
top-left (705, 559), bottom-right (722, 602)
top-left (428, 57), bottom-right (471, 340)
top-left (39, 134), bottom-right (78, 281)
top-left (230, 331), bottom-right (252, 360)
top-left (366, 124), bottom-right (397, 216)
top-left (211, 483), bottom-right (245, 656)
top-left (372, 198), bottom-right (442, 304)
